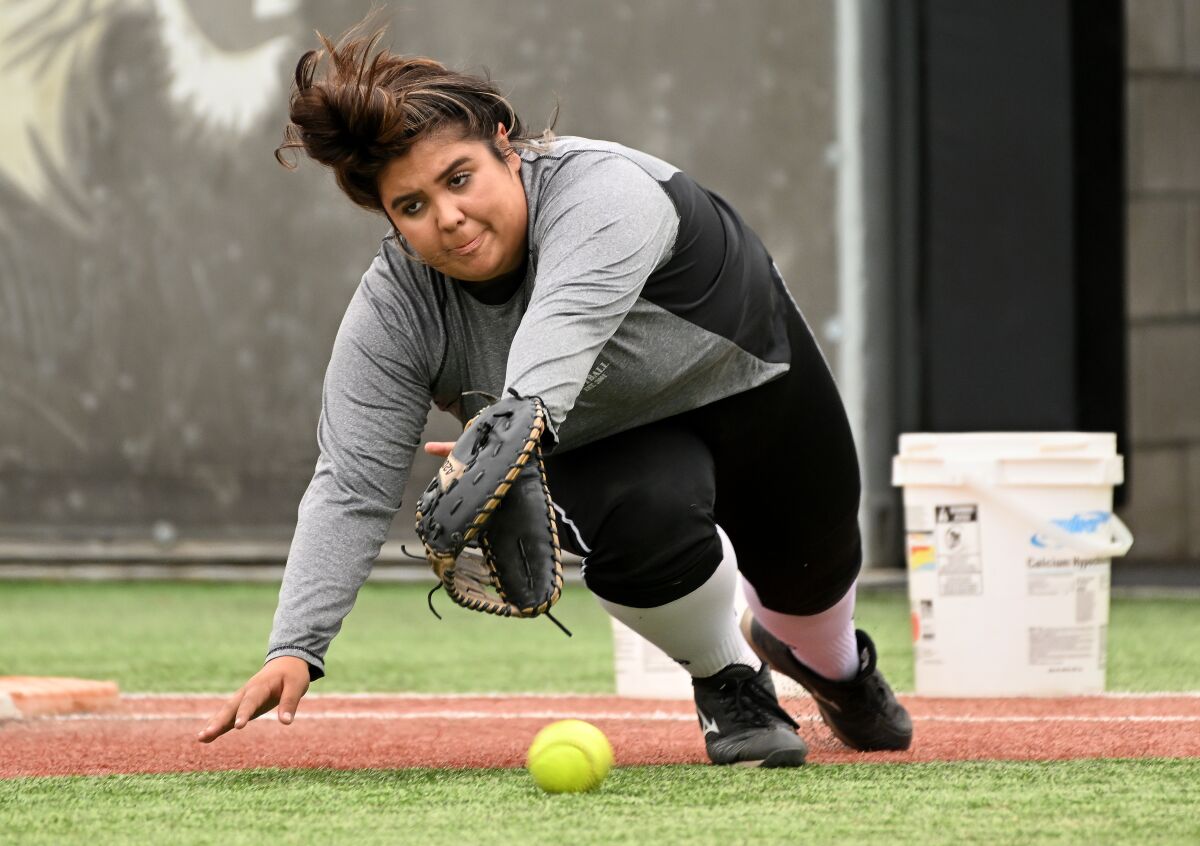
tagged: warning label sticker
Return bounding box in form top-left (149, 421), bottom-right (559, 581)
top-left (935, 504), bottom-right (982, 596)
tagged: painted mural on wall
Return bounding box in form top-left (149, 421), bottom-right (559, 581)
top-left (2, 0), bottom-right (298, 231)
top-left (0, 0), bottom-right (385, 539)
top-left (0, 0), bottom-right (836, 543)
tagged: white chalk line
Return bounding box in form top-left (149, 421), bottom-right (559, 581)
top-left (35, 711), bottom-right (1200, 724)
top-left (120, 691), bottom-right (1200, 700)
top-left (120, 692), bottom-right (625, 701)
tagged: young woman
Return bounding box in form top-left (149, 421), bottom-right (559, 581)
top-left (197, 27), bottom-right (911, 766)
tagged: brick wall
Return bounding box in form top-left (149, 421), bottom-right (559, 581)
top-left (1122, 0), bottom-right (1200, 561)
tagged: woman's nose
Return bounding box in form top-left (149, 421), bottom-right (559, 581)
top-left (435, 197), bottom-right (465, 231)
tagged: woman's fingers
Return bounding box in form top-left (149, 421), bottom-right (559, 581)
top-left (277, 675), bottom-right (309, 725)
top-left (196, 683), bottom-right (272, 742)
top-left (423, 441), bottom-right (455, 458)
top-left (197, 693), bottom-right (245, 743)
top-left (197, 658), bottom-right (309, 742)
top-left (233, 683), bottom-right (276, 729)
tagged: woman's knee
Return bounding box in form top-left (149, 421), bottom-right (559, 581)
top-left (581, 476), bottom-right (722, 606)
top-left (736, 508), bottom-right (863, 616)
top-left (545, 421), bottom-right (722, 606)
top-left (600, 474), bottom-right (712, 550)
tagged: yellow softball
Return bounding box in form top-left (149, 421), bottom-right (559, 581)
top-left (526, 719), bottom-right (614, 794)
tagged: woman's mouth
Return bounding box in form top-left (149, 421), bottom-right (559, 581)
top-left (450, 233), bottom-right (484, 256)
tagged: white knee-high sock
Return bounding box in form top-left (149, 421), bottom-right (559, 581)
top-left (742, 575), bottom-right (860, 682)
top-left (594, 525), bottom-right (760, 679)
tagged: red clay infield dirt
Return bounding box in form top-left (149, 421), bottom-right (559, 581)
top-left (3, 692), bottom-right (1199, 778)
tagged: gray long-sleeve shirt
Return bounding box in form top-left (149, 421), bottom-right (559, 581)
top-left (266, 136), bottom-right (797, 677)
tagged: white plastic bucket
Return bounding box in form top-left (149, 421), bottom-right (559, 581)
top-left (892, 432), bottom-right (1132, 697)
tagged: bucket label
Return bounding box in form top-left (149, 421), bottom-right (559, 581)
top-left (907, 533), bottom-right (935, 571)
top-left (916, 598), bottom-right (935, 640)
top-left (1030, 511), bottom-right (1112, 549)
top-left (1076, 575), bottom-right (1098, 624)
top-left (935, 504), bottom-right (982, 596)
top-left (1029, 626), bottom-right (1095, 667)
top-left (1028, 570), bottom-right (1076, 597)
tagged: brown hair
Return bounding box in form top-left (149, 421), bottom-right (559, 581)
top-left (275, 22), bottom-right (552, 212)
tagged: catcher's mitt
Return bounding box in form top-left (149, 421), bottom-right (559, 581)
top-left (415, 392), bottom-right (564, 621)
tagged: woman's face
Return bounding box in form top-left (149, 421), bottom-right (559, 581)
top-left (378, 125), bottom-right (528, 282)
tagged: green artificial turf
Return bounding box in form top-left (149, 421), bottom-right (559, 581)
top-left (0, 580), bottom-right (612, 693)
top-left (2, 582), bottom-right (1198, 845)
top-left (1, 760), bottom-right (1198, 845)
top-left (0, 581), bottom-right (1197, 692)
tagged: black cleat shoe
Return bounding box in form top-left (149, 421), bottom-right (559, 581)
top-left (741, 611), bottom-right (913, 751)
top-left (691, 662), bottom-right (808, 767)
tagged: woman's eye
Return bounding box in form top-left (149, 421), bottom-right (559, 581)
top-left (449, 172), bottom-right (470, 188)
top-left (403, 200), bottom-right (424, 216)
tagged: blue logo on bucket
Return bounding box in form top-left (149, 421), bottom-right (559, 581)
top-left (1030, 511), bottom-right (1111, 548)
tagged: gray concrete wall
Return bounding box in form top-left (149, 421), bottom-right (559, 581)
top-left (0, 1), bottom-right (837, 545)
top-left (1121, 0), bottom-right (1200, 562)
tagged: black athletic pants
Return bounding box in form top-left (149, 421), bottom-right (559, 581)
top-left (543, 303), bottom-right (862, 616)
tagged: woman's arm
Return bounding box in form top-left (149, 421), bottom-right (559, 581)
top-left (504, 153), bottom-right (679, 441)
top-left (199, 259), bottom-right (437, 741)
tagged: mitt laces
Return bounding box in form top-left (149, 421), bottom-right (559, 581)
top-left (401, 544), bottom-right (573, 638)
top-left (460, 388), bottom-right (540, 458)
top-left (470, 420), bottom-right (496, 453)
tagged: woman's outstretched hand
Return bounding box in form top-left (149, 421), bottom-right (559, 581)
top-left (196, 655), bottom-right (310, 743)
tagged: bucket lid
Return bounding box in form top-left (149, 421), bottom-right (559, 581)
top-left (893, 432), bottom-right (1124, 487)
top-left (897, 432), bottom-right (1117, 459)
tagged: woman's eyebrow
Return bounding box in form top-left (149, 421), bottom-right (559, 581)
top-left (389, 156), bottom-right (473, 211)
